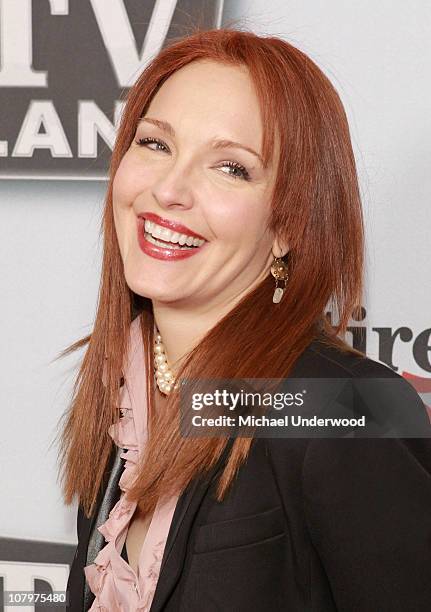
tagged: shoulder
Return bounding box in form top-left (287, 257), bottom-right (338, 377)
top-left (295, 336), bottom-right (431, 498)
top-left (298, 335), bottom-right (428, 428)
top-left (265, 333), bottom-right (431, 476)
top-left (292, 333), bottom-right (400, 379)
top-left (294, 335), bottom-right (430, 428)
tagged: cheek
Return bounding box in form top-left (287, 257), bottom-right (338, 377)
top-left (208, 195), bottom-right (271, 246)
top-left (112, 156), bottom-right (136, 207)
top-left (113, 151), bottom-right (156, 208)
top-left (112, 159), bottom-right (139, 256)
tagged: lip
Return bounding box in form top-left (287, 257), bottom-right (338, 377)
top-left (138, 211), bottom-right (206, 241)
top-left (136, 217), bottom-right (206, 261)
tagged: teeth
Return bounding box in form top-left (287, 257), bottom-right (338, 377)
top-left (170, 232), bottom-right (180, 243)
top-left (144, 219), bottom-right (205, 247)
top-left (145, 232), bottom-right (194, 250)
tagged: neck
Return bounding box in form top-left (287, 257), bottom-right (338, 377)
top-left (151, 259), bottom-right (272, 372)
top-left (152, 305), bottom-right (213, 374)
top-left (152, 298), bottom-right (237, 373)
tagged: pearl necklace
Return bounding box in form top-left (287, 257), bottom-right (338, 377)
top-left (153, 329), bottom-right (177, 395)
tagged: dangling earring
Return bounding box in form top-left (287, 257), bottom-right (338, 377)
top-left (270, 254), bottom-right (289, 303)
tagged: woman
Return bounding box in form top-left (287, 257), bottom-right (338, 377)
top-left (61, 28), bottom-right (431, 611)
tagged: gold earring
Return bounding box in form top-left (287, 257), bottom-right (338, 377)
top-left (270, 254), bottom-right (289, 303)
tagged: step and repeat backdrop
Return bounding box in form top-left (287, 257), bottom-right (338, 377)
top-left (0, 0), bottom-right (223, 179)
top-left (1, 0), bottom-right (429, 609)
top-left (0, 0), bottom-right (224, 608)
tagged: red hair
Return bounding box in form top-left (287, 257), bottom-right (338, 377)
top-left (57, 27), bottom-right (365, 517)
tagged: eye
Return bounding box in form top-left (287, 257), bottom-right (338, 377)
top-left (218, 160), bottom-right (251, 182)
top-left (134, 137), bottom-right (251, 182)
top-left (135, 136), bottom-right (169, 152)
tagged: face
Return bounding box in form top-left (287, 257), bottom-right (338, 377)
top-left (113, 59), bottom-right (284, 310)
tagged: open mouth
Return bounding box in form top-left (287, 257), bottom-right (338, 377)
top-left (143, 219), bottom-right (206, 251)
top-left (144, 232), bottom-right (197, 250)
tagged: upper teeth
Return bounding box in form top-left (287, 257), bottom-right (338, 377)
top-left (144, 219), bottom-right (205, 247)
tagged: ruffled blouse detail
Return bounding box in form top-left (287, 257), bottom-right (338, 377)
top-left (83, 318), bottom-right (179, 611)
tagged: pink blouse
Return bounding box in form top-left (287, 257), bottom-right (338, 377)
top-left (84, 318), bottom-right (179, 611)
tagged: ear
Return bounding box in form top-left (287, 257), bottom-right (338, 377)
top-left (271, 234), bottom-right (289, 259)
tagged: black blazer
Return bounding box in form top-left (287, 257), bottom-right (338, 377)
top-left (66, 337), bottom-right (431, 611)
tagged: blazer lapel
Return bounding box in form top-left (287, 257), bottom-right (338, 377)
top-left (83, 445), bottom-right (124, 609)
top-left (150, 437), bottom-right (235, 612)
top-left (82, 439), bottom-right (233, 611)
top-left (86, 318), bottom-right (235, 610)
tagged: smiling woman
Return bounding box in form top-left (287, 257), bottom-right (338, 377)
top-left (60, 27), bottom-right (431, 612)
top-left (112, 58), bottom-right (285, 317)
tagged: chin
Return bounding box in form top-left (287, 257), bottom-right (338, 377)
top-left (123, 273), bottom-right (178, 302)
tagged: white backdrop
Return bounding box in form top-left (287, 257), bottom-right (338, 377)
top-left (1, 0), bottom-right (429, 548)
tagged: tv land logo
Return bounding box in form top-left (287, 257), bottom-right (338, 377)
top-left (0, 538), bottom-right (74, 611)
top-left (0, 0), bottom-right (223, 180)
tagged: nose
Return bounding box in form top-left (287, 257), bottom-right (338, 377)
top-left (151, 162), bottom-right (194, 212)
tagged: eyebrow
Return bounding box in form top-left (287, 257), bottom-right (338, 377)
top-left (138, 116), bottom-right (264, 166)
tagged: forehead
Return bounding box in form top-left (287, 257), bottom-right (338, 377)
top-left (144, 59), bottom-right (263, 147)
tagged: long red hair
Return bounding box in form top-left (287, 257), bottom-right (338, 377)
top-left (57, 27), bottom-right (365, 517)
